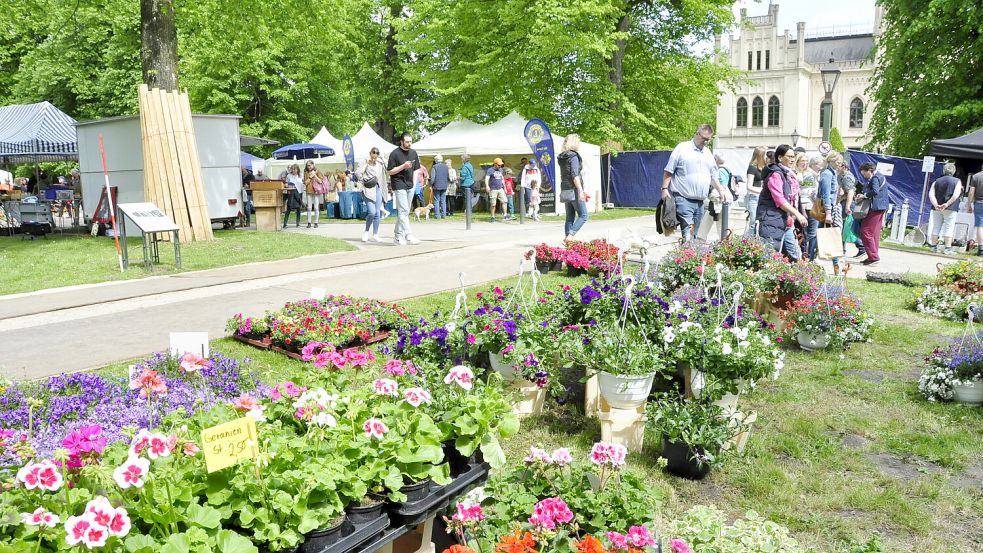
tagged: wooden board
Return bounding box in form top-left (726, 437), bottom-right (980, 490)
top-left (137, 85), bottom-right (213, 242)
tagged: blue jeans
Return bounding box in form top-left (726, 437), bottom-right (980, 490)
top-left (743, 194), bottom-right (758, 237)
top-left (851, 217), bottom-right (864, 251)
top-left (805, 216), bottom-right (819, 261)
top-left (564, 200), bottom-right (588, 237)
top-left (364, 187), bottom-right (382, 234)
top-left (673, 195), bottom-right (705, 243)
top-left (781, 227), bottom-right (802, 261)
top-left (433, 190), bottom-right (447, 218)
top-left (506, 195), bottom-right (514, 218)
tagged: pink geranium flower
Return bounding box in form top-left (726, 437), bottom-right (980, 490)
top-left (179, 352), bottom-right (208, 373)
top-left (550, 448), bottom-right (573, 466)
top-left (146, 433), bottom-right (173, 460)
top-left (20, 507), bottom-right (59, 527)
top-left (129, 368), bottom-right (167, 399)
top-left (16, 460), bottom-right (63, 492)
top-left (606, 532), bottom-right (629, 551)
top-left (444, 366), bottom-right (474, 391)
top-left (528, 497), bottom-right (573, 530)
top-left (233, 393), bottom-right (260, 412)
top-left (113, 457), bottom-right (150, 489)
top-left (363, 418), bottom-right (388, 439)
top-left (403, 387), bottom-right (432, 407)
top-left (64, 514), bottom-right (96, 547)
top-left (183, 442), bottom-right (200, 456)
top-left (373, 378), bottom-right (399, 397)
top-left (670, 538), bottom-right (693, 553)
top-left (451, 502), bottom-right (485, 523)
top-left (627, 526), bottom-right (656, 548)
top-left (589, 442), bottom-right (627, 467)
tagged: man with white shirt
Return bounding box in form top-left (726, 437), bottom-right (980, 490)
top-left (662, 124), bottom-right (731, 242)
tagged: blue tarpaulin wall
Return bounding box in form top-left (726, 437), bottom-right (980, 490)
top-left (847, 150), bottom-right (944, 226)
top-left (605, 151), bottom-right (671, 207)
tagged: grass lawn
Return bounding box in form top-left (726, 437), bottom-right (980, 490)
top-left (64, 272), bottom-right (983, 552)
top-left (0, 229), bottom-right (354, 294)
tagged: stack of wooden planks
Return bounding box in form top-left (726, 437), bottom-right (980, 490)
top-left (138, 84), bottom-right (213, 242)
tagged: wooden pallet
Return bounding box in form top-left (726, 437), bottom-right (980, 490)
top-left (138, 84), bottom-right (213, 242)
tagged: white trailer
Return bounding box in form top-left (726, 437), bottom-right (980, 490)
top-left (76, 114), bottom-right (243, 233)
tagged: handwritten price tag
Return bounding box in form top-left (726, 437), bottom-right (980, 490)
top-left (200, 416), bottom-right (259, 473)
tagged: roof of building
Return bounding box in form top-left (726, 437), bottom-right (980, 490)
top-left (790, 34), bottom-right (875, 64)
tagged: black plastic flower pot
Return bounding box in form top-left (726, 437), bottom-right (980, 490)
top-left (398, 479), bottom-right (432, 503)
top-left (443, 442), bottom-right (484, 477)
top-left (345, 499), bottom-right (385, 525)
top-left (300, 514), bottom-right (346, 552)
top-left (661, 436), bottom-right (712, 480)
top-left (566, 266), bottom-right (586, 277)
top-left (550, 261), bottom-right (564, 271)
top-left (535, 261), bottom-right (552, 274)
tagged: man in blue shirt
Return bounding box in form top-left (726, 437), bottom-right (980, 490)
top-left (662, 124), bottom-right (731, 242)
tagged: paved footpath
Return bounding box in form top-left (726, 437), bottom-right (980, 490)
top-left (0, 211), bottom-right (956, 380)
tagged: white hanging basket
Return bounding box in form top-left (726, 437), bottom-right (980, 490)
top-left (488, 352), bottom-right (516, 380)
top-left (597, 371), bottom-right (656, 409)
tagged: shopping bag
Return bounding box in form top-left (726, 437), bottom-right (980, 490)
top-left (696, 212), bottom-right (720, 241)
top-left (817, 226), bottom-right (843, 260)
top-left (842, 214), bottom-right (860, 243)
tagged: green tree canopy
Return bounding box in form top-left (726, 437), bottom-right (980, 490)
top-left (868, 0), bottom-right (983, 157)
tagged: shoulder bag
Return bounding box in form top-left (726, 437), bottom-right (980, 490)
top-left (559, 188), bottom-right (577, 203)
top-left (852, 198), bottom-right (871, 220)
top-left (361, 163), bottom-right (379, 189)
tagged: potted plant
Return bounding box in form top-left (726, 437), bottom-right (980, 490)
top-left (647, 394), bottom-right (745, 480)
top-left (226, 312), bottom-right (271, 348)
top-left (563, 250), bottom-right (590, 277)
top-left (948, 343), bottom-right (983, 405)
top-left (781, 292), bottom-right (873, 352)
top-left (919, 344), bottom-right (957, 402)
top-left (577, 325), bottom-right (668, 409)
top-left (526, 243), bottom-right (563, 273)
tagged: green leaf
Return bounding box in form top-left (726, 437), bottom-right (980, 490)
top-left (124, 534), bottom-right (158, 553)
top-left (479, 435), bottom-right (506, 469)
top-left (216, 530), bottom-right (258, 553)
top-left (159, 533), bottom-right (192, 553)
top-left (187, 503), bottom-right (223, 529)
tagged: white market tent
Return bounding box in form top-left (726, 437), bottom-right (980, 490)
top-left (351, 123), bottom-right (396, 162)
top-left (414, 113), bottom-right (603, 213)
top-left (265, 124), bottom-right (399, 177)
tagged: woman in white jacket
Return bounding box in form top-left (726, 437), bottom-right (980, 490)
top-left (358, 148), bottom-right (391, 242)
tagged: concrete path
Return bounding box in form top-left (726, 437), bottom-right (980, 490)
top-left (0, 210), bottom-right (957, 380)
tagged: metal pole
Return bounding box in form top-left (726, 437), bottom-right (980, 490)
top-left (464, 187), bottom-right (472, 230)
top-left (720, 202), bottom-right (729, 241)
top-left (822, 98), bottom-right (832, 143)
top-left (915, 171), bottom-right (930, 230)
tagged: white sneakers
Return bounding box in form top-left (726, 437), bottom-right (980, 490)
top-left (406, 235), bottom-right (421, 245)
top-left (361, 231), bottom-right (370, 242)
top-left (395, 236), bottom-right (407, 246)
top-left (371, 234), bottom-right (381, 242)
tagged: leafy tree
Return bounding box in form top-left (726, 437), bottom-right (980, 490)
top-left (867, 0), bottom-right (983, 156)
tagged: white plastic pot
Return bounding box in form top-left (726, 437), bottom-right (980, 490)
top-left (952, 379), bottom-right (983, 405)
top-left (597, 371), bottom-right (656, 409)
top-left (796, 331), bottom-right (830, 351)
top-left (488, 352), bottom-right (515, 380)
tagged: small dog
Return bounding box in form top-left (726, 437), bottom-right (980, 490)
top-left (413, 204), bottom-right (434, 221)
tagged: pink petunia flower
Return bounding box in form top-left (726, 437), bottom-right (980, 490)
top-left (183, 442), bottom-right (200, 456)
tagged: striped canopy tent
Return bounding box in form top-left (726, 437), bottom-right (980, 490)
top-left (0, 101), bottom-right (78, 163)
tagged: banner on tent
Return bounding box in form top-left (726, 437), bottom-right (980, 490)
top-left (523, 119), bottom-right (556, 192)
top-left (342, 135), bottom-right (355, 173)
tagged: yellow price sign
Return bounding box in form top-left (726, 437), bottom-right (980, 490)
top-left (200, 416), bottom-right (259, 473)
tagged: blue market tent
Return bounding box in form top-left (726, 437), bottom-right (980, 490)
top-left (240, 151), bottom-right (262, 168)
top-left (0, 101), bottom-right (78, 163)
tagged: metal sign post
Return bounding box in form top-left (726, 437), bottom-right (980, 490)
top-left (915, 156), bottom-right (936, 231)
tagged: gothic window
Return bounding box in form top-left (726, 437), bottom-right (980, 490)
top-left (756, 51), bottom-right (761, 70)
top-left (752, 97), bottom-right (764, 127)
top-left (767, 96), bottom-right (780, 127)
top-left (747, 51), bottom-right (752, 70)
top-left (765, 50), bottom-right (771, 69)
top-left (850, 97), bottom-right (864, 128)
top-left (736, 98), bottom-right (748, 127)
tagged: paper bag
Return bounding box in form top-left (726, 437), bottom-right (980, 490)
top-left (817, 226), bottom-right (843, 260)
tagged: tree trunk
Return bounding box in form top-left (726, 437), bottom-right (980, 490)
top-left (375, 1), bottom-right (401, 144)
top-left (140, 0), bottom-right (179, 90)
top-left (607, 12), bottom-right (630, 132)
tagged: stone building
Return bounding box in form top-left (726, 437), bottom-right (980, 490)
top-left (714, 3), bottom-right (882, 150)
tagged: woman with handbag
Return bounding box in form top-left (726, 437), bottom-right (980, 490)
top-left (282, 163), bottom-right (303, 228)
top-left (855, 162), bottom-right (888, 266)
top-left (303, 160), bottom-right (326, 228)
top-left (558, 134), bottom-right (588, 241)
top-left (359, 147), bottom-right (390, 242)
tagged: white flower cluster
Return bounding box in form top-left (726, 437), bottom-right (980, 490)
top-left (918, 362), bottom-right (955, 402)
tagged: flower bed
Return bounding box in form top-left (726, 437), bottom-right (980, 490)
top-left (910, 261), bottom-right (983, 320)
top-left (526, 239), bottom-right (621, 276)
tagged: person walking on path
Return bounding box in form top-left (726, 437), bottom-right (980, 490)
top-left (429, 154), bottom-right (450, 219)
top-left (303, 160), bottom-right (327, 228)
top-left (966, 170), bottom-right (983, 255)
top-left (662, 124), bottom-right (731, 243)
top-left (559, 133), bottom-right (589, 241)
top-left (387, 132), bottom-right (422, 245)
top-left (529, 179), bottom-right (542, 221)
top-left (520, 159), bottom-right (541, 217)
top-left (928, 162), bottom-right (963, 255)
top-left (856, 162), bottom-right (889, 266)
top-left (282, 163), bottom-right (303, 228)
top-left (445, 159), bottom-right (458, 216)
top-left (755, 144), bottom-right (806, 261)
top-left (358, 147), bottom-right (390, 243)
top-left (485, 158), bottom-right (508, 222)
top-left (460, 154), bottom-right (475, 212)
top-left (743, 147), bottom-right (766, 237)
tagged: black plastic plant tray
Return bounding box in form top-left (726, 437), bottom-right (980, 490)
top-left (388, 462), bottom-right (491, 527)
top-left (348, 524), bottom-right (410, 553)
top-left (304, 511), bottom-right (390, 553)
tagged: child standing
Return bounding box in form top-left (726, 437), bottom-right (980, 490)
top-left (529, 180), bottom-right (542, 221)
top-left (503, 168), bottom-right (515, 220)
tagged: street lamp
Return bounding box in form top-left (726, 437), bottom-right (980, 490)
top-left (820, 57), bottom-right (841, 142)
top-left (791, 128), bottom-right (800, 148)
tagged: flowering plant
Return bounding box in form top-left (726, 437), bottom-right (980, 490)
top-left (780, 292), bottom-right (873, 350)
top-left (759, 259), bottom-right (822, 306)
top-left (911, 285), bottom-right (983, 321)
top-left (526, 243), bottom-right (564, 264)
top-left (393, 317), bottom-right (466, 368)
top-left (577, 323), bottom-right (669, 377)
top-left (647, 394), bottom-right (745, 470)
top-left (656, 243), bottom-right (712, 292)
top-left (263, 295), bottom-right (408, 351)
top-left (947, 341), bottom-right (983, 385)
top-left (226, 313), bottom-right (270, 338)
top-left (919, 345), bottom-right (955, 401)
top-left (665, 505), bottom-right (801, 553)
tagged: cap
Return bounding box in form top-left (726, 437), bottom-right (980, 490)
top-left (493, 157), bottom-right (503, 166)
top-left (528, 159), bottom-right (537, 166)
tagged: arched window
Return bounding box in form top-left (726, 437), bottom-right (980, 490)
top-left (850, 97), bottom-right (864, 128)
top-left (767, 96), bottom-right (780, 127)
top-left (751, 97), bottom-right (764, 127)
top-left (736, 98), bottom-right (748, 127)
